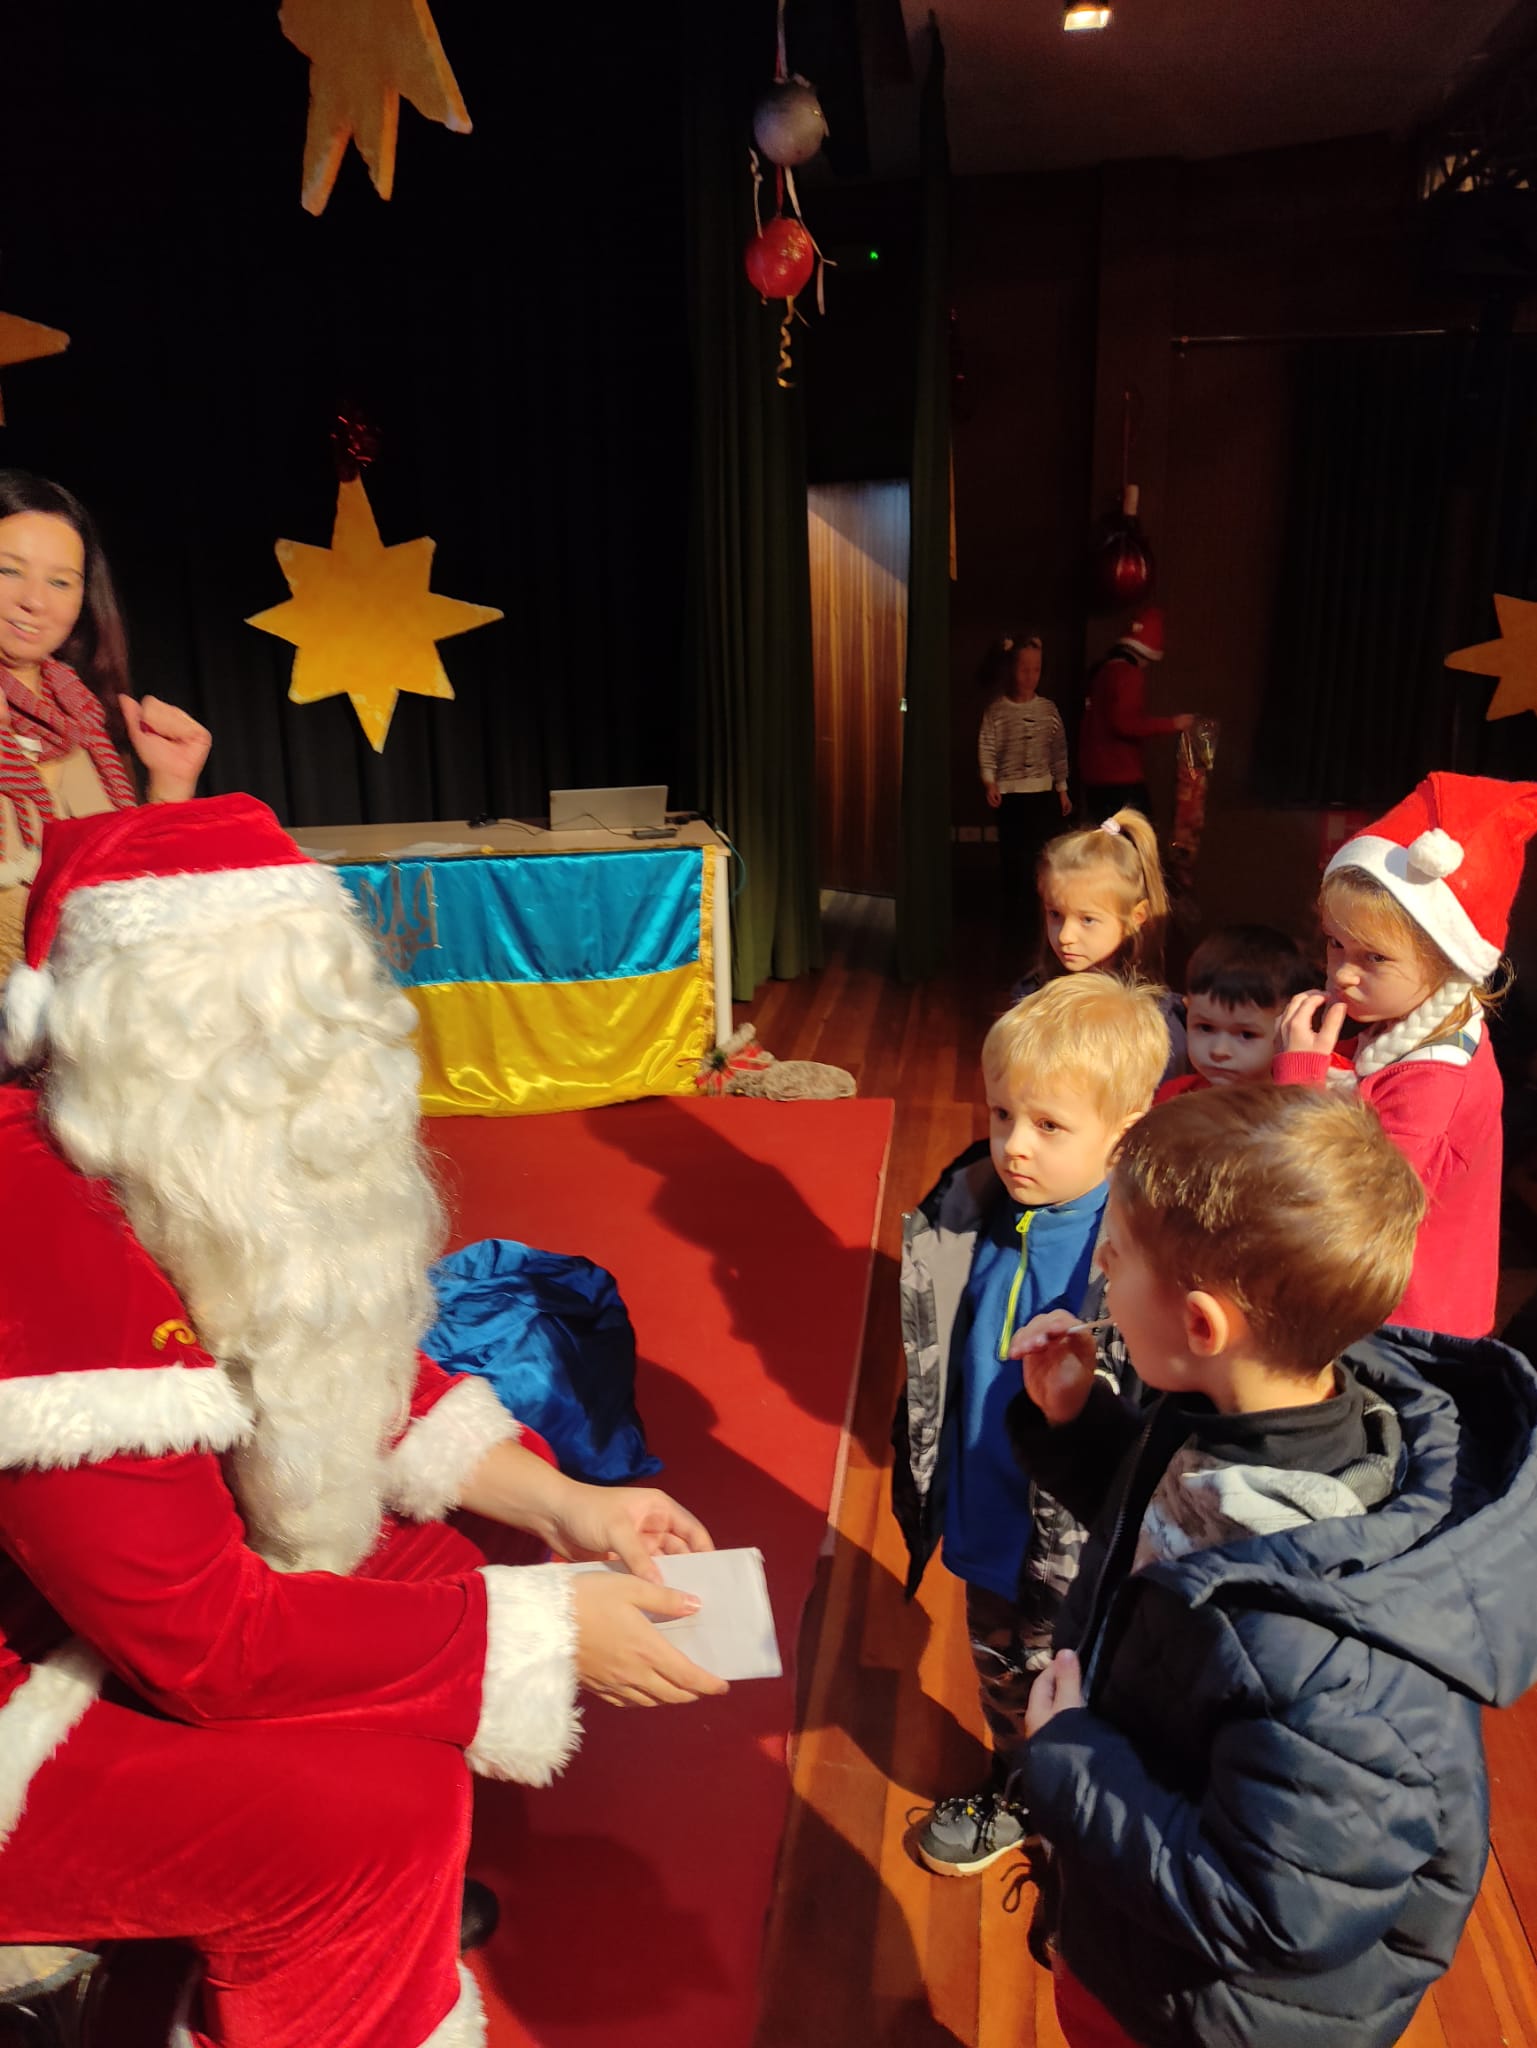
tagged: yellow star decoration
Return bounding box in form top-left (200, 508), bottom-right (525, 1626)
top-left (0, 309), bottom-right (69, 426)
top-left (246, 476), bottom-right (503, 753)
top-left (279, 0), bottom-right (471, 217)
top-left (1446, 593), bottom-right (1537, 722)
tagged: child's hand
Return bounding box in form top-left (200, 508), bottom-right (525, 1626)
top-left (1278, 990), bottom-right (1347, 1057)
top-left (1010, 1310), bottom-right (1097, 1424)
top-left (1026, 1648), bottom-right (1083, 1738)
top-left (984, 783), bottom-right (1002, 810)
top-left (571, 1570), bottom-right (731, 1708)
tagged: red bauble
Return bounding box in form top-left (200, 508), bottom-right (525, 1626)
top-left (1093, 517), bottom-right (1155, 611)
top-left (744, 218), bottom-right (815, 302)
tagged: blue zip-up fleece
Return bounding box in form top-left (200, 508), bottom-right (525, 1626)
top-left (1006, 1327), bottom-right (1537, 2048)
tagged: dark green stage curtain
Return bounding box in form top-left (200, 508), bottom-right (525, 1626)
top-left (680, 1), bottom-right (823, 1001)
top-left (2, 0), bottom-right (690, 830)
top-left (1255, 334), bottom-right (1537, 808)
top-left (897, 22), bottom-right (952, 982)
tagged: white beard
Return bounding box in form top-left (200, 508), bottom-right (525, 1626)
top-left (38, 901), bottom-right (444, 1574)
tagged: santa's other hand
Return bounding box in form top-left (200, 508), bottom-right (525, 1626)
top-left (572, 1572), bottom-right (730, 1707)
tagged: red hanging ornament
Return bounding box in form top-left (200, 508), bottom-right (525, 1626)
top-left (1090, 390), bottom-right (1156, 612)
top-left (1093, 484), bottom-right (1156, 610)
top-left (744, 217), bottom-right (815, 301)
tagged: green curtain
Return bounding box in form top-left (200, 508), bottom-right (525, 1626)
top-left (897, 21), bottom-right (953, 982)
top-left (681, 0), bottom-right (823, 1002)
top-left (1255, 334), bottom-right (1537, 807)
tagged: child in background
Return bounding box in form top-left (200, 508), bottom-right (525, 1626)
top-left (977, 633), bottom-right (1073, 959)
top-left (1014, 810), bottom-right (1186, 1079)
top-left (1277, 772), bottom-right (1537, 1339)
top-left (891, 975), bottom-right (1170, 1877)
top-left (1007, 1083), bottom-right (1537, 2048)
top-left (1156, 924), bottom-right (1314, 1103)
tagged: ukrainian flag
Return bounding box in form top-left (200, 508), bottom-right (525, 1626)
top-left (341, 847), bottom-right (716, 1116)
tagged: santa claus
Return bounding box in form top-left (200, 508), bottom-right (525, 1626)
top-left (0, 795), bottom-right (724, 2048)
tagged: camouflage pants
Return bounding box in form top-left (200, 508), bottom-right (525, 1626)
top-left (965, 1486), bottom-right (1093, 1773)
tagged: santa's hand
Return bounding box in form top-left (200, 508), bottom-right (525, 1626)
top-left (549, 1481), bottom-right (714, 1584)
top-left (1279, 990), bottom-right (1346, 1057)
top-left (572, 1571), bottom-right (730, 1707)
top-left (121, 694), bottom-right (212, 803)
top-left (1025, 1648), bottom-right (1082, 1738)
top-left (1010, 1310), bottom-right (1097, 1424)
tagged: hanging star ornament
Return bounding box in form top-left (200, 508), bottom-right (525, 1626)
top-left (246, 476), bottom-right (503, 752)
top-left (1446, 594), bottom-right (1537, 722)
top-left (0, 308), bottom-right (69, 427)
top-left (279, 0), bottom-right (472, 216)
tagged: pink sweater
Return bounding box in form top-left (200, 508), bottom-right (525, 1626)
top-left (1273, 1027), bottom-right (1501, 1339)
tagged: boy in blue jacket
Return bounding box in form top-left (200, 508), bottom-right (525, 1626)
top-left (1009, 1082), bottom-right (1537, 2048)
top-left (892, 973), bottom-right (1170, 1875)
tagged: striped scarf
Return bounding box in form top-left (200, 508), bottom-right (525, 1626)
top-left (0, 659), bottom-right (137, 853)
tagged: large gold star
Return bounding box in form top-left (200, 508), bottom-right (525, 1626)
top-left (279, 0), bottom-right (471, 217)
top-left (0, 309), bottom-right (69, 427)
top-left (1446, 593), bottom-right (1537, 722)
top-left (246, 476), bottom-right (503, 752)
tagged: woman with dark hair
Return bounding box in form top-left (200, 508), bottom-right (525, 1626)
top-left (977, 631), bottom-right (1071, 958)
top-left (0, 470), bottom-right (210, 968)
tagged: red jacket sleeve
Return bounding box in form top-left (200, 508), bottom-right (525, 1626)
top-left (1357, 1060), bottom-right (1467, 1197)
top-left (1102, 665), bottom-right (1181, 743)
top-left (0, 1449), bottom-right (487, 1741)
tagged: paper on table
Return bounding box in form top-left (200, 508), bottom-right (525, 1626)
top-left (569, 1546), bottom-right (781, 1682)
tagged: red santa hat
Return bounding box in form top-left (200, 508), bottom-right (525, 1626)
top-left (1325, 771), bottom-right (1537, 983)
top-left (1120, 605), bottom-right (1164, 663)
top-left (4, 795), bottom-right (339, 1064)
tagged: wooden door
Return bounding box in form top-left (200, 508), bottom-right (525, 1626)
top-left (808, 482), bottom-right (908, 895)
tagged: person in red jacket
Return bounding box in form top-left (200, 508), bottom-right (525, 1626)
top-left (1077, 606), bottom-right (1195, 822)
top-left (0, 796), bottom-right (724, 2048)
top-left (1276, 772), bottom-right (1537, 1339)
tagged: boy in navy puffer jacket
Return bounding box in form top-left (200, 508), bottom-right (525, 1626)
top-left (1008, 1082), bottom-right (1537, 2048)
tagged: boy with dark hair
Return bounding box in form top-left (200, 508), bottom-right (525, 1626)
top-left (1007, 1082), bottom-right (1537, 2048)
top-left (1158, 923), bottom-right (1315, 1099)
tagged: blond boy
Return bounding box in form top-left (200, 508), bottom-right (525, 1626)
top-left (891, 974), bottom-right (1169, 1876)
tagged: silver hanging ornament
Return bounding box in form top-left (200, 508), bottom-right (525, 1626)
top-left (752, 78), bottom-right (829, 168)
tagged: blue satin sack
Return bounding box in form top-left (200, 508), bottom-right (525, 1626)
top-left (426, 1239), bottom-right (662, 1484)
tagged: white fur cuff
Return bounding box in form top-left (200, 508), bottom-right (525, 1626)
top-left (467, 1564), bottom-right (581, 1787)
top-left (0, 1365), bottom-right (252, 1472)
top-left (419, 1964), bottom-right (486, 2048)
top-left (383, 1378), bottom-right (521, 1524)
top-left (0, 1642), bottom-right (106, 1852)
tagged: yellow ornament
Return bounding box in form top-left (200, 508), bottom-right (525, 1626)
top-left (246, 476), bottom-right (503, 752)
top-left (0, 309), bottom-right (69, 427)
top-left (279, 0), bottom-right (472, 217)
top-left (1446, 593), bottom-right (1537, 722)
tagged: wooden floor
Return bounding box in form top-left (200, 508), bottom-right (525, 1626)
top-left (740, 890), bottom-right (1537, 2048)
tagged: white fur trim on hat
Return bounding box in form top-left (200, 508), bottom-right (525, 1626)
top-left (51, 863), bottom-right (346, 973)
top-left (0, 1364), bottom-right (253, 1472)
top-left (1, 963), bottom-right (54, 1069)
top-left (1326, 832), bottom-right (1499, 982)
top-left (0, 1642), bottom-right (106, 1851)
top-left (467, 1563), bottom-right (581, 1787)
top-left (383, 1377), bottom-right (521, 1524)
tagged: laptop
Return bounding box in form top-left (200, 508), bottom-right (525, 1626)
top-left (548, 785), bottom-right (669, 833)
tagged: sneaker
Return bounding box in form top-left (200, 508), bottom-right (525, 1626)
top-left (916, 1783), bottom-right (1033, 1877)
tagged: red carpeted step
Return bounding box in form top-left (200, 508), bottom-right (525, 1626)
top-left (428, 1095), bottom-right (894, 2048)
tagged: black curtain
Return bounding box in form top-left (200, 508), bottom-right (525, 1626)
top-left (680, 0), bottom-right (823, 999)
top-left (2, 1), bottom-right (691, 828)
top-left (897, 22), bottom-right (952, 982)
top-left (1255, 332), bottom-right (1537, 808)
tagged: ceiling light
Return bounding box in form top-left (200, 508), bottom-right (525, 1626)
top-left (1063, 4), bottom-right (1112, 28)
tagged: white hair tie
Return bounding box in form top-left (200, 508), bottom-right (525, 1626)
top-left (1099, 818), bottom-right (1123, 837)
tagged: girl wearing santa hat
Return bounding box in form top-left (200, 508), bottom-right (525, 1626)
top-left (1276, 772), bottom-right (1537, 1339)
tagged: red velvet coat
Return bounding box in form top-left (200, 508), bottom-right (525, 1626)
top-left (0, 1086), bottom-right (581, 1850)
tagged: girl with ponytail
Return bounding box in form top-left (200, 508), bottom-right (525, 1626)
top-left (1013, 808), bottom-right (1186, 1078)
